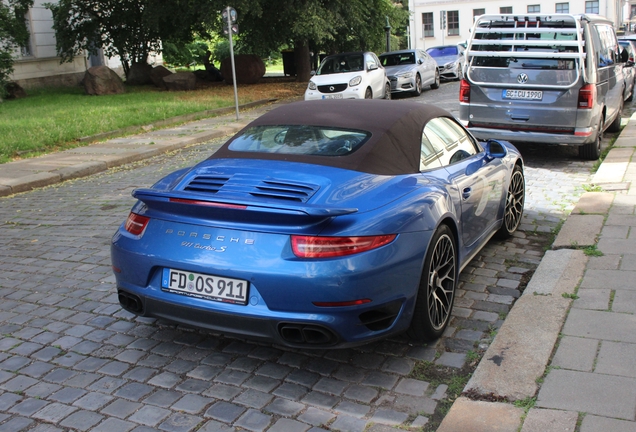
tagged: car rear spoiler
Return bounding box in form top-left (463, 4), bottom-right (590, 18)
top-left (133, 188), bottom-right (358, 219)
top-left (465, 13), bottom-right (587, 89)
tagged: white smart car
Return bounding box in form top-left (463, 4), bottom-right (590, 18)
top-left (305, 52), bottom-right (391, 100)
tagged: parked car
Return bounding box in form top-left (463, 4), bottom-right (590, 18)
top-left (111, 99), bottom-right (525, 349)
top-left (426, 44), bottom-right (466, 80)
top-left (379, 49), bottom-right (439, 96)
top-left (304, 52), bottom-right (391, 100)
top-left (619, 39), bottom-right (636, 101)
top-left (459, 13), bottom-right (627, 160)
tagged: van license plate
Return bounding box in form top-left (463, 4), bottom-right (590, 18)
top-left (503, 89), bottom-right (543, 100)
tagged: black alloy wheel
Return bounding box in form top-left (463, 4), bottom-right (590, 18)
top-left (496, 165), bottom-right (525, 239)
top-left (408, 224), bottom-right (457, 341)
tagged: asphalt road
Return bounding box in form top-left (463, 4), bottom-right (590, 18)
top-left (0, 81), bottom-right (606, 431)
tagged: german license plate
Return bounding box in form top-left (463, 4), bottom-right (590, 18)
top-left (322, 94), bottom-right (343, 99)
top-left (502, 89), bottom-right (543, 100)
top-left (161, 268), bottom-right (248, 305)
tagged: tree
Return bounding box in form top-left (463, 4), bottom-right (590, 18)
top-left (46, 0), bottom-right (233, 77)
top-left (0, 0), bottom-right (34, 98)
top-left (232, 0), bottom-right (409, 82)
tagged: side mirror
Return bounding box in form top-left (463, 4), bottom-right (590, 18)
top-left (368, 64), bottom-right (378, 71)
top-left (483, 139), bottom-right (507, 159)
top-left (418, 59), bottom-right (423, 65)
top-left (310, 70), bottom-right (316, 76)
top-left (620, 48), bottom-right (629, 63)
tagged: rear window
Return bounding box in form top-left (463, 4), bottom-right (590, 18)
top-left (427, 46), bottom-right (458, 57)
top-left (228, 125), bottom-right (370, 156)
top-left (470, 18), bottom-right (579, 69)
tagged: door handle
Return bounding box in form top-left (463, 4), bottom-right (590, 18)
top-left (462, 187), bottom-right (472, 199)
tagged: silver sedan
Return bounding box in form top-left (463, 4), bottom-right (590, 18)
top-left (380, 49), bottom-right (440, 97)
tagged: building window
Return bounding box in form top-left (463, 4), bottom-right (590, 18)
top-left (527, 4), bottom-right (541, 13)
top-left (500, 6), bottom-right (513, 13)
top-left (556, 2), bottom-right (569, 13)
top-left (422, 12), bottom-right (434, 37)
top-left (473, 8), bottom-right (485, 19)
top-left (586, 0), bottom-right (599, 13)
top-left (19, 12), bottom-right (33, 57)
top-left (447, 10), bottom-right (459, 36)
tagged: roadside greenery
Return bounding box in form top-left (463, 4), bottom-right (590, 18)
top-left (0, 80), bottom-right (306, 164)
top-left (0, 0), bottom-right (33, 98)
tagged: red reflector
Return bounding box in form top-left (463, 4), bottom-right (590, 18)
top-left (169, 198), bottom-right (247, 209)
top-left (112, 265), bottom-right (121, 273)
top-left (291, 234), bottom-right (397, 258)
top-left (313, 299), bottom-right (372, 307)
top-left (124, 213), bottom-right (150, 236)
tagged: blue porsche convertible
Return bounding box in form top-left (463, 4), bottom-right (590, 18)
top-left (111, 99), bottom-right (525, 348)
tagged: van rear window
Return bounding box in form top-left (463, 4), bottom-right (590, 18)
top-left (473, 56), bottom-right (575, 69)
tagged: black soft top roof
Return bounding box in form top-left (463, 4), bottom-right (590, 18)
top-left (210, 99), bottom-right (453, 175)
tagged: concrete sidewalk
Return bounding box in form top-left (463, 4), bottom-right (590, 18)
top-left (0, 99), bottom-right (282, 198)
top-left (439, 114), bottom-right (636, 431)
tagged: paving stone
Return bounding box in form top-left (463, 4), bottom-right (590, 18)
top-left (580, 414), bottom-right (636, 432)
top-left (595, 341), bottom-right (636, 378)
top-left (87, 376), bottom-right (126, 394)
top-left (298, 407), bottom-right (335, 427)
top-left (435, 352), bottom-right (466, 368)
top-left (100, 398), bottom-right (142, 419)
top-left (1, 375), bottom-right (38, 392)
top-left (59, 410), bottom-right (104, 431)
top-left (234, 389), bottom-right (273, 409)
top-left (269, 418), bottom-right (310, 432)
top-left (313, 377), bottom-right (347, 396)
top-left (437, 397), bottom-right (523, 432)
top-left (272, 382), bottom-right (309, 401)
top-left (330, 415), bottom-right (367, 432)
top-left (128, 404), bottom-right (171, 427)
top-left (72, 392), bottom-right (114, 410)
top-left (265, 397), bottom-right (305, 417)
top-left (361, 372), bottom-right (398, 390)
top-left (123, 366), bottom-right (157, 382)
top-left (32, 402), bottom-right (78, 423)
top-left (142, 389), bottom-right (181, 408)
top-left (157, 412), bottom-right (203, 432)
top-left (286, 369), bottom-right (320, 388)
top-left (114, 382), bottom-right (154, 401)
top-left (343, 384), bottom-right (379, 403)
top-left (0, 417), bottom-right (33, 431)
top-left (203, 383), bottom-right (243, 401)
top-left (520, 408), bottom-right (578, 432)
top-left (0, 392), bottom-right (23, 410)
top-left (171, 394), bottom-right (212, 414)
top-left (573, 289), bottom-right (612, 310)
top-left (234, 408), bottom-right (272, 432)
top-left (335, 400), bottom-right (370, 418)
top-left (90, 417), bottom-right (136, 432)
top-left (301, 391), bottom-right (338, 410)
top-left (9, 398), bottom-right (49, 417)
top-left (148, 372), bottom-right (182, 388)
top-left (50, 386), bottom-right (88, 403)
top-left (395, 378), bottom-right (429, 396)
top-left (537, 369), bottom-right (636, 419)
top-left (381, 357), bottom-right (414, 375)
top-left (551, 336), bottom-right (599, 372)
top-left (204, 401), bottom-right (246, 423)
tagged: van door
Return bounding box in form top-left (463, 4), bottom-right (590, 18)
top-left (591, 23), bottom-right (624, 127)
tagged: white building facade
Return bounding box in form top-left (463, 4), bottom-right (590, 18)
top-left (408, 0), bottom-right (635, 49)
top-left (10, 0), bottom-right (121, 88)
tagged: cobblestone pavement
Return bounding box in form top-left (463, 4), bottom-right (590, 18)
top-left (0, 83), bottom-right (599, 431)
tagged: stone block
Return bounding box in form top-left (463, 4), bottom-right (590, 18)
top-left (437, 397), bottom-right (523, 432)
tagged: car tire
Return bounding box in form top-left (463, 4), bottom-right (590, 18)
top-left (408, 224), bottom-right (457, 341)
top-left (607, 98), bottom-right (623, 133)
top-left (579, 118), bottom-right (603, 160)
top-left (384, 82), bottom-right (391, 100)
top-left (431, 71), bottom-right (440, 90)
top-left (495, 165), bottom-right (525, 239)
top-left (413, 74), bottom-right (422, 96)
top-left (365, 88), bottom-right (372, 99)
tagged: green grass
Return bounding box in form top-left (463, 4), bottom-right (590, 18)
top-left (0, 79), bottom-right (306, 164)
top-left (0, 86), bottom-right (237, 163)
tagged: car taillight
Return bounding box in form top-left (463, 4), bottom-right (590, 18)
top-left (459, 79), bottom-right (470, 103)
top-left (124, 212), bottom-right (150, 236)
top-left (291, 234), bottom-right (397, 258)
top-left (578, 84), bottom-right (596, 109)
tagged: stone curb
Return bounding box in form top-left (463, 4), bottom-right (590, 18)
top-left (438, 113), bottom-right (636, 431)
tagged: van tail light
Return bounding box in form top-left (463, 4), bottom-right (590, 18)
top-left (459, 79), bottom-right (470, 103)
top-left (578, 84), bottom-right (596, 109)
top-left (291, 234), bottom-right (397, 258)
top-left (125, 212), bottom-right (150, 236)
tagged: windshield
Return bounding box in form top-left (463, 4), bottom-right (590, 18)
top-left (380, 52), bottom-right (415, 67)
top-left (427, 46), bottom-right (458, 57)
top-left (228, 125), bottom-right (370, 156)
top-left (317, 54), bottom-right (365, 75)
